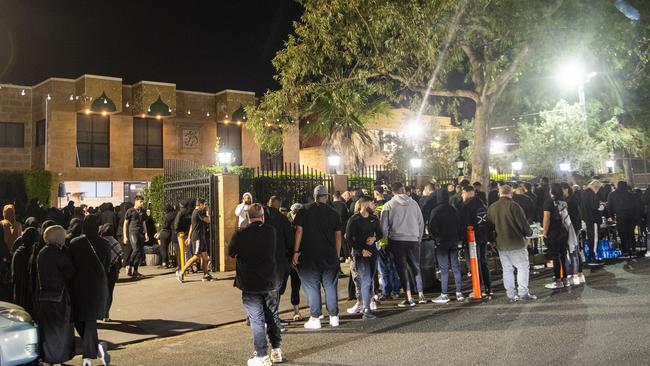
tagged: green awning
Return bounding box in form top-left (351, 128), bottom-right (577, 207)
top-left (90, 91), bottom-right (117, 113)
top-left (148, 96), bottom-right (172, 117)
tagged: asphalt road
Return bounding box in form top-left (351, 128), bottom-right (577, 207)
top-left (82, 258), bottom-right (650, 366)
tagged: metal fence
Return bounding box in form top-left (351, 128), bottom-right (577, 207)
top-left (349, 165), bottom-right (417, 189)
top-left (239, 163), bottom-right (333, 206)
top-left (163, 160), bottom-right (220, 271)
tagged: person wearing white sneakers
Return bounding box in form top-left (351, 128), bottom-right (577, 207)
top-left (560, 183), bottom-right (586, 286)
top-left (543, 184), bottom-right (572, 290)
top-left (345, 198), bottom-right (382, 319)
top-left (429, 190), bottom-right (465, 304)
top-left (292, 186), bottom-right (343, 329)
top-left (229, 204), bottom-right (284, 366)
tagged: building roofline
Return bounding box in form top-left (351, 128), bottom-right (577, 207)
top-left (0, 83), bottom-right (33, 89)
top-left (75, 74), bottom-right (123, 82)
top-left (132, 80), bottom-right (176, 87)
top-left (176, 89), bottom-right (215, 97)
top-left (32, 77), bottom-right (76, 89)
top-left (215, 89), bottom-right (256, 96)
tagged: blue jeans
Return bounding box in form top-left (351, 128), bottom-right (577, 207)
top-left (436, 245), bottom-right (462, 294)
top-left (389, 240), bottom-right (424, 294)
top-left (241, 290), bottom-right (282, 357)
top-left (297, 264), bottom-right (339, 317)
top-left (355, 255), bottom-right (377, 310)
top-left (377, 250), bottom-right (400, 296)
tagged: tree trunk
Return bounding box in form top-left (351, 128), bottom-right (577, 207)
top-left (470, 99), bottom-right (494, 187)
top-left (622, 155), bottom-right (635, 187)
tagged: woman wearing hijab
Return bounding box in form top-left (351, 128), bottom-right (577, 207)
top-left (2, 204), bottom-right (22, 254)
top-left (159, 204), bottom-right (176, 268)
top-left (11, 227), bottom-right (40, 313)
top-left (99, 223), bottom-right (122, 322)
top-left (36, 225), bottom-right (76, 366)
top-left (68, 214), bottom-right (111, 366)
top-left (29, 220), bottom-right (57, 317)
top-left (65, 217), bottom-right (83, 247)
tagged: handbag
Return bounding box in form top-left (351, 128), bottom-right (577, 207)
top-left (87, 238), bottom-right (107, 274)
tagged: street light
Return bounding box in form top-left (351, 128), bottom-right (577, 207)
top-left (410, 157), bottom-right (423, 169)
top-left (455, 155), bottom-right (466, 177)
top-left (606, 158), bottom-right (615, 174)
top-left (405, 118), bottom-right (425, 141)
top-left (512, 157), bottom-right (523, 180)
top-left (559, 159), bottom-right (571, 179)
top-left (217, 150), bottom-right (233, 173)
top-left (490, 140), bottom-right (506, 155)
top-left (327, 153), bottom-right (341, 174)
top-left (556, 60), bottom-right (597, 119)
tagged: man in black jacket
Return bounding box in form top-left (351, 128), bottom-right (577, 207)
top-left (607, 181), bottom-right (641, 258)
top-left (581, 180), bottom-right (603, 263)
top-left (429, 190), bottom-right (465, 303)
top-left (534, 177), bottom-right (550, 222)
top-left (229, 203), bottom-right (283, 366)
top-left (265, 196), bottom-right (294, 311)
top-left (459, 186), bottom-right (491, 295)
top-left (513, 186), bottom-right (535, 224)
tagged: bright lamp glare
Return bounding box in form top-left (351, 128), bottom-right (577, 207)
top-left (327, 154), bottom-right (341, 167)
top-left (512, 161), bottom-right (523, 171)
top-left (410, 158), bottom-right (423, 169)
top-left (217, 151), bottom-right (232, 165)
top-left (605, 159), bottom-right (615, 168)
top-left (490, 140), bottom-right (506, 154)
top-left (557, 60), bottom-right (585, 88)
top-left (559, 162), bottom-right (571, 172)
top-left (405, 119), bottom-right (424, 139)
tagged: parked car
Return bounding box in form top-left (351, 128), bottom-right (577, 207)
top-left (0, 302), bottom-right (38, 366)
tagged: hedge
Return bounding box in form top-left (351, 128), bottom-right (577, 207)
top-left (0, 168), bottom-right (51, 208)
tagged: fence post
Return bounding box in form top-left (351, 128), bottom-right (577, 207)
top-left (331, 174), bottom-right (349, 193)
top-left (217, 173), bottom-right (239, 272)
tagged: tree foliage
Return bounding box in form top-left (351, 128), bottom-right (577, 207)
top-left (516, 101), bottom-right (646, 175)
top-left (248, 0), bottom-right (649, 184)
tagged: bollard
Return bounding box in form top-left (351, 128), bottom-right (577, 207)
top-left (179, 232), bottom-right (186, 271)
top-left (467, 226), bottom-right (482, 301)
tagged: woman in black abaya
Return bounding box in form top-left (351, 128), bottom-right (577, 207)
top-left (11, 227), bottom-right (39, 314)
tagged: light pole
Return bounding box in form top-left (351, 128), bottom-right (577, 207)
top-left (606, 158), bottom-right (615, 174)
top-left (455, 155), bottom-right (466, 178)
top-left (327, 153), bottom-right (341, 174)
top-left (559, 159), bottom-right (571, 180)
top-left (217, 150), bottom-right (232, 173)
top-left (511, 157), bottom-right (523, 181)
top-left (556, 60), bottom-right (597, 126)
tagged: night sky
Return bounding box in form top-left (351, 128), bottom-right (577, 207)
top-left (0, 0), bottom-right (303, 95)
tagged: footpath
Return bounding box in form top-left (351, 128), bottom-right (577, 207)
top-left (98, 265), bottom-right (350, 348)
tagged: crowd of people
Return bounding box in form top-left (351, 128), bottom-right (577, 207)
top-left (229, 178), bottom-right (649, 366)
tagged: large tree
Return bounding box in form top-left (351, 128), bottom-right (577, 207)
top-left (247, 0), bottom-right (646, 185)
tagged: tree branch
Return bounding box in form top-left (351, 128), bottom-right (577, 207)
top-left (355, 6), bottom-right (386, 71)
top-left (461, 45), bottom-right (483, 87)
top-left (386, 72), bottom-right (479, 101)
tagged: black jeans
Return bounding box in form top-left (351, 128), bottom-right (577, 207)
top-left (616, 219), bottom-right (636, 256)
top-left (279, 267), bottom-right (301, 306)
top-left (74, 320), bottom-right (98, 359)
top-left (388, 240), bottom-right (423, 294)
top-left (242, 290), bottom-right (282, 357)
top-left (477, 240), bottom-right (491, 292)
top-left (158, 229), bottom-right (172, 264)
top-left (128, 232), bottom-right (144, 272)
top-left (585, 221), bottom-right (598, 262)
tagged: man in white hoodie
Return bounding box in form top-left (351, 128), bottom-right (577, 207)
top-left (235, 192), bottom-right (253, 229)
top-left (380, 182), bottom-right (426, 307)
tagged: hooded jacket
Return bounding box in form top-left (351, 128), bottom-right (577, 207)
top-left (380, 194), bottom-right (424, 243)
top-left (2, 205), bottom-right (22, 254)
top-left (607, 184), bottom-right (641, 223)
top-left (428, 190), bottom-right (463, 248)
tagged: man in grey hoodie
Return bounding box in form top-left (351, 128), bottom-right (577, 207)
top-left (380, 182), bottom-right (426, 307)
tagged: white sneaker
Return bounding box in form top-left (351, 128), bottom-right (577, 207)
top-left (303, 316), bottom-right (321, 329)
top-left (369, 300), bottom-right (378, 311)
top-left (247, 355), bottom-right (272, 366)
top-left (329, 315), bottom-right (340, 327)
top-left (270, 348), bottom-right (283, 363)
top-left (346, 303), bottom-right (362, 314)
top-left (318, 314), bottom-right (324, 320)
top-left (456, 292), bottom-right (465, 302)
top-left (82, 359), bottom-right (92, 366)
top-left (97, 341), bottom-right (111, 366)
top-left (572, 275), bottom-right (581, 286)
top-left (579, 274), bottom-right (586, 284)
top-left (545, 281), bottom-right (564, 289)
top-left (432, 294), bottom-right (450, 304)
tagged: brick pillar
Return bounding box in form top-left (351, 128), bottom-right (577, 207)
top-left (217, 173), bottom-right (239, 271)
top-left (331, 174), bottom-right (348, 193)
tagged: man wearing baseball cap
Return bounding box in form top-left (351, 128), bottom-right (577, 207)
top-left (292, 185), bottom-right (343, 329)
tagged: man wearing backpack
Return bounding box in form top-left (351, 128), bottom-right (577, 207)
top-left (460, 186), bottom-right (492, 296)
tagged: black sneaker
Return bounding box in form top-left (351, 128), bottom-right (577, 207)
top-left (397, 299), bottom-right (416, 308)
